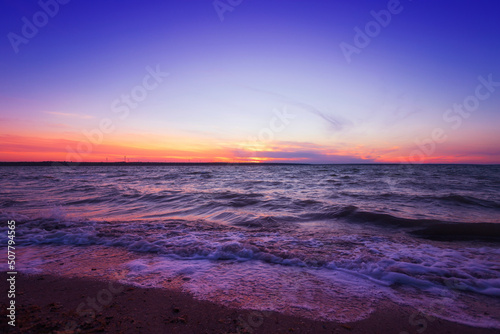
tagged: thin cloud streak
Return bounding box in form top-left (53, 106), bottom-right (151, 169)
top-left (45, 112), bottom-right (94, 119)
top-left (243, 86), bottom-right (351, 132)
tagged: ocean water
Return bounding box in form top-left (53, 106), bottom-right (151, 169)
top-left (1, 164), bottom-right (500, 326)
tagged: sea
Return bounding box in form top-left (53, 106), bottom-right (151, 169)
top-left (1, 164), bottom-right (499, 327)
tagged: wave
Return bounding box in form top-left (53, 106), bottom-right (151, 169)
top-left (0, 199), bottom-right (26, 208)
top-left (137, 191), bottom-right (186, 203)
top-left (0, 218), bottom-right (299, 266)
top-left (301, 205), bottom-right (358, 220)
top-left (69, 185), bottom-right (98, 192)
top-left (336, 192), bottom-right (500, 210)
top-left (437, 194), bottom-right (500, 209)
top-left (186, 171), bottom-right (212, 178)
top-left (66, 197), bottom-right (110, 205)
top-left (2, 214), bottom-right (500, 298)
top-left (292, 199), bottom-right (322, 207)
top-left (302, 206), bottom-right (500, 241)
top-left (212, 192), bottom-right (264, 208)
top-left (339, 209), bottom-right (442, 228)
top-left (411, 222), bottom-right (500, 241)
top-left (302, 206), bottom-right (439, 227)
top-left (232, 216), bottom-right (282, 228)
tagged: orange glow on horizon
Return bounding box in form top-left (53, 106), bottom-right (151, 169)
top-left (1, 134), bottom-right (498, 164)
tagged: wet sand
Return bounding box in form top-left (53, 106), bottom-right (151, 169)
top-left (1, 273), bottom-right (498, 333)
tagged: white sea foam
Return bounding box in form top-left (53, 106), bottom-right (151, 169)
top-left (4, 216), bottom-right (500, 300)
top-left (9, 243), bottom-right (500, 328)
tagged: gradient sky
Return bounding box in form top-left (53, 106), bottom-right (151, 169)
top-left (1, 0), bottom-right (499, 163)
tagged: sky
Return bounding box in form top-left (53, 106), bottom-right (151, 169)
top-left (0, 0), bottom-right (499, 163)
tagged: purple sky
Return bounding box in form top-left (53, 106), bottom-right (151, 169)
top-left (1, 0), bottom-right (499, 163)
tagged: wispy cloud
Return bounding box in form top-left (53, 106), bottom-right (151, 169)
top-left (231, 141), bottom-right (376, 163)
top-left (242, 86), bottom-right (351, 132)
top-left (45, 111), bottom-right (94, 119)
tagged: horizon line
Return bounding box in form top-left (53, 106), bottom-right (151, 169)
top-left (0, 161), bottom-right (498, 166)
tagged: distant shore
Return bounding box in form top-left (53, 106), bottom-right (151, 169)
top-left (0, 161), bottom-right (310, 167)
top-left (1, 273), bottom-right (498, 334)
top-left (0, 161), bottom-right (497, 167)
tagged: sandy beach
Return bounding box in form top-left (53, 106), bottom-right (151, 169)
top-left (1, 273), bottom-right (498, 334)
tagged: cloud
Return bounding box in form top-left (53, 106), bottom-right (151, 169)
top-left (258, 151), bottom-right (374, 163)
top-left (232, 141), bottom-right (376, 163)
top-left (44, 111), bottom-right (94, 119)
top-left (242, 86), bottom-right (351, 132)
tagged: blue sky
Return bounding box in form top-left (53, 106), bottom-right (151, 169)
top-left (1, 0), bottom-right (499, 163)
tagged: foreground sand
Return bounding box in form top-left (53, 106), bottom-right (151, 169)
top-left (1, 273), bottom-right (497, 333)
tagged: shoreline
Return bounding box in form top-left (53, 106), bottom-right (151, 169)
top-left (1, 273), bottom-right (498, 333)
